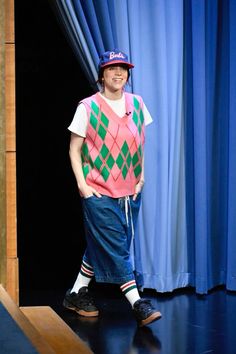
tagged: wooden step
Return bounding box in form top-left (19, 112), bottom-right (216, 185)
top-left (0, 284), bottom-right (55, 353)
top-left (0, 284), bottom-right (93, 354)
top-left (20, 306), bottom-right (93, 354)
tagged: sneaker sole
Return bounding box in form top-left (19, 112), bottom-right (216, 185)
top-left (63, 301), bottom-right (99, 317)
top-left (139, 311), bottom-right (162, 327)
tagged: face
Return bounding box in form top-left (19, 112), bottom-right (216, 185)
top-left (102, 64), bottom-right (129, 94)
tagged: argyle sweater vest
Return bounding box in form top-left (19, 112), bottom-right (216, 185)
top-left (80, 92), bottom-right (145, 197)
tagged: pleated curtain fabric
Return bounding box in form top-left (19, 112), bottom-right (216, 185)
top-left (52, 0), bottom-right (236, 294)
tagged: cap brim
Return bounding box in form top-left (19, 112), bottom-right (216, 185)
top-left (100, 60), bottom-right (134, 69)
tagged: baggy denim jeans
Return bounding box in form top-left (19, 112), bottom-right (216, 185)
top-left (81, 193), bottom-right (141, 284)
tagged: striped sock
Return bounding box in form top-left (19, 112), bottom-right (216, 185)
top-left (70, 260), bottom-right (94, 293)
top-left (120, 280), bottom-right (141, 307)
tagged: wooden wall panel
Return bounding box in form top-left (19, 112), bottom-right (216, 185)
top-left (6, 257), bottom-right (18, 302)
top-left (5, 44), bottom-right (15, 152)
top-left (0, 0), bottom-right (18, 303)
top-left (5, 0), bottom-right (14, 43)
top-left (0, 150), bottom-right (7, 286)
top-left (5, 0), bottom-right (18, 303)
top-left (0, 1), bottom-right (7, 287)
top-left (6, 152), bottom-right (16, 257)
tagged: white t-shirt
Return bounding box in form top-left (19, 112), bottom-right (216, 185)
top-left (68, 93), bottom-right (153, 137)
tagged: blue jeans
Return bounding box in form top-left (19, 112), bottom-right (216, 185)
top-left (81, 193), bottom-right (141, 284)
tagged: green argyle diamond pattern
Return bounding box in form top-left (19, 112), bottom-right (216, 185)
top-left (98, 124), bottom-right (107, 140)
top-left (133, 96), bottom-right (140, 110)
top-left (132, 152), bottom-right (139, 167)
top-left (82, 165), bottom-right (90, 179)
top-left (115, 141), bottom-right (133, 180)
top-left (121, 141), bottom-right (129, 157)
top-left (122, 164), bottom-right (128, 179)
top-left (134, 164), bottom-right (142, 178)
top-left (101, 166), bottom-right (109, 181)
top-left (90, 101), bottom-right (109, 141)
top-left (81, 142), bottom-right (89, 160)
top-left (94, 155), bottom-right (103, 170)
top-left (107, 154), bottom-right (115, 169)
top-left (81, 142), bottom-right (93, 178)
top-left (93, 143), bottom-right (117, 182)
top-left (90, 113), bottom-right (98, 130)
top-left (116, 154), bottom-right (124, 169)
top-left (82, 99), bottom-right (143, 181)
top-left (83, 140), bottom-right (142, 181)
top-left (132, 111), bottom-right (138, 126)
top-left (100, 143), bottom-right (109, 159)
top-left (132, 143), bottom-right (142, 178)
top-left (101, 112), bottom-right (109, 127)
top-left (140, 109), bottom-right (144, 124)
top-left (132, 97), bottom-right (144, 136)
top-left (127, 153), bottom-right (131, 167)
top-left (91, 100), bottom-right (99, 116)
top-left (138, 144), bottom-right (142, 157)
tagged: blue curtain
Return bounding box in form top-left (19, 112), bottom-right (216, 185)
top-left (52, 0), bottom-right (120, 88)
top-left (112, 0), bottom-right (187, 293)
top-left (228, 0), bottom-right (236, 291)
top-left (52, 0), bottom-right (236, 294)
top-left (184, 0), bottom-right (236, 293)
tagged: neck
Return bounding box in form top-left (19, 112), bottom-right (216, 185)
top-left (102, 89), bottom-right (123, 100)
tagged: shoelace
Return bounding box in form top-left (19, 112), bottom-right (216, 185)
top-left (136, 299), bottom-right (154, 311)
top-left (77, 291), bottom-right (95, 306)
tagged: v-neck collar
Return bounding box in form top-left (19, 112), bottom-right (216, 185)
top-left (95, 92), bottom-right (132, 125)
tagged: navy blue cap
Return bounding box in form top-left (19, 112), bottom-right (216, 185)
top-left (98, 49), bottom-right (134, 71)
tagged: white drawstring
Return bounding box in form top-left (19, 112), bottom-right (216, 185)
top-left (120, 196), bottom-right (135, 270)
top-left (124, 196), bottom-right (129, 226)
top-left (124, 196), bottom-right (134, 240)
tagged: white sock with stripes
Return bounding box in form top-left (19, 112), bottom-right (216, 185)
top-left (70, 260), bottom-right (94, 293)
top-left (120, 280), bottom-right (141, 307)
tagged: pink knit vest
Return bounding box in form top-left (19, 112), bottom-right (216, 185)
top-left (80, 92), bottom-right (145, 197)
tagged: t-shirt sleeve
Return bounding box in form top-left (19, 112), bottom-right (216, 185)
top-left (143, 103), bottom-right (153, 126)
top-left (67, 103), bottom-right (88, 137)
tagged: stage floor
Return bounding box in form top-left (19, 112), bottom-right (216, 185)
top-left (20, 285), bottom-right (236, 354)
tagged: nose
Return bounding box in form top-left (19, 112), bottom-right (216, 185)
top-left (114, 67), bottom-right (122, 75)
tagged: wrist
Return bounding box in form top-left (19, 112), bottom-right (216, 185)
top-left (78, 181), bottom-right (88, 192)
top-left (139, 179), bottom-right (145, 186)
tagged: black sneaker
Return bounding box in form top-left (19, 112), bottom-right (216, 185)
top-left (133, 299), bottom-right (162, 327)
top-left (63, 287), bottom-right (99, 317)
